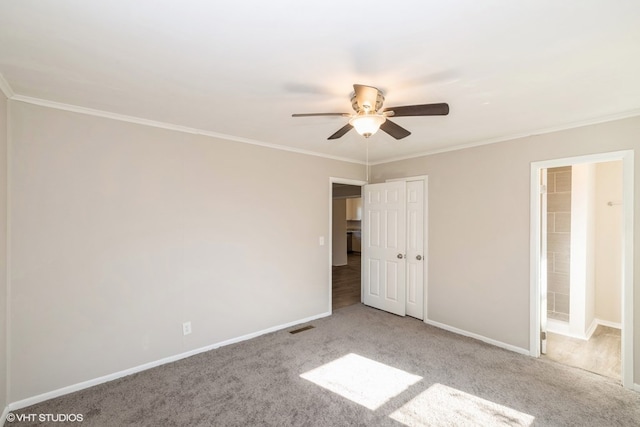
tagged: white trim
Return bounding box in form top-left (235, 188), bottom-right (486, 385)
top-left (371, 109), bottom-right (640, 165)
top-left (11, 95), bottom-right (365, 166)
top-left (530, 165), bottom-right (542, 356)
top-left (546, 319), bottom-right (573, 338)
top-left (585, 319), bottom-right (598, 340)
top-left (6, 92), bottom-right (640, 167)
top-left (585, 318), bottom-right (625, 339)
top-left (6, 311), bottom-right (330, 412)
top-left (5, 99), bottom-right (12, 411)
top-left (530, 149), bottom-right (634, 389)
top-left (330, 177), bottom-right (368, 187)
top-left (621, 151), bottom-right (635, 389)
top-left (547, 319), bottom-right (598, 341)
top-left (634, 383), bottom-right (640, 393)
top-left (0, 406), bottom-right (9, 426)
top-left (328, 178), bottom-right (367, 313)
top-left (424, 319), bottom-right (530, 356)
top-left (0, 73), bottom-right (13, 99)
top-left (548, 318), bottom-right (622, 341)
top-left (595, 319), bottom-right (622, 330)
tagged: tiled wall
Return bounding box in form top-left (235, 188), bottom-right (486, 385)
top-left (547, 166), bottom-right (571, 321)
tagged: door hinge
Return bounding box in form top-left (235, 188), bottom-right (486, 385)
top-left (541, 331), bottom-right (547, 340)
top-left (540, 184), bottom-right (547, 194)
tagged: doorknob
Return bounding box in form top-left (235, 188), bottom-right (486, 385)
top-left (397, 254), bottom-right (404, 259)
top-left (416, 255), bottom-right (422, 261)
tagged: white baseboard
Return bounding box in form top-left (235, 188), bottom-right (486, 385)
top-left (585, 319), bottom-right (598, 340)
top-left (1, 406), bottom-right (9, 426)
top-left (595, 319), bottom-right (622, 330)
top-left (423, 319), bottom-right (530, 356)
top-left (3, 311), bottom-right (636, 423)
top-left (6, 311), bottom-right (331, 414)
top-left (547, 318), bottom-right (622, 341)
top-left (547, 319), bottom-right (573, 337)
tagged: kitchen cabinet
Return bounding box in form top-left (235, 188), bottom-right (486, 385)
top-left (346, 197), bottom-right (362, 220)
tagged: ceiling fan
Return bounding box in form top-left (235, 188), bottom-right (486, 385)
top-left (292, 84), bottom-right (449, 140)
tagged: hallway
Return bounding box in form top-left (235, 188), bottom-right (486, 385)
top-left (332, 253), bottom-right (361, 310)
top-left (544, 325), bottom-right (621, 380)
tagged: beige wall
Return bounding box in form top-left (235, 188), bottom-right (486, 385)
top-left (595, 161), bottom-right (623, 324)
top-left (371, 116), bottom-right (640, 382)
top-left (569, 163), bottom-right (598, 336)
top-left (8, 101), bottom-right (364, 402)
top-left (5, 98), bottom-right (640, 402)
top-left (0, 93), bottom-right (8, 410)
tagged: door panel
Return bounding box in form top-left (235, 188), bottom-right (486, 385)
top-left (385, 262), bottom-right (396, 299)
top-left (405, 180), bottom-right (424, 319)
top-left (363, 182), bottom-right (407, 316)
top-left (369, 259), bottom-right (380, 296)
top-left (386, 210), bottom-right (400, 249)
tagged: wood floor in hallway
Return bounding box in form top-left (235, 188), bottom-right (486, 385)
top-left (332, 253), bottom-right (361, 310)
top-left (544, 325), bottom-right (621, 380)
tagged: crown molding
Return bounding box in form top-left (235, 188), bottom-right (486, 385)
top-left (371, 107), bottom-right (640, 165)
top-left (9, 92), bottom-right (640, 167)
top-left (0, 73), bottom-right (15, 99)
top-left (9, 94), bottom-right (366, 165)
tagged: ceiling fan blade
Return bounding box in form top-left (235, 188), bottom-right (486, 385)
top-left (328, 123), bottom-right (353, 140)
top-left (292, 113), bottom-right (351, 117)
top-left (380, 119), bottom-right (411, 140)
top-left (384, 103), bottom-right (449, 117)
top-left (353, 84), bottom-right (380, 111)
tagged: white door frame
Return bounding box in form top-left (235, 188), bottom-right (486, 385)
top-left (529, 150), bottom-right (634, 389)
top-left (387, 176), bottom-right (429, 322)
top-left (329, 177), bottom-right (367, 314)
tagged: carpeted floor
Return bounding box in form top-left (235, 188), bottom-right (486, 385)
top-left (11, 304), bottom-right (640, 426)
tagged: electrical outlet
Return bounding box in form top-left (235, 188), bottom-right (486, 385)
top-left (182, 321), bottom-right (192, 336)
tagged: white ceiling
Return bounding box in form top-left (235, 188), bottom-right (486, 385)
top-left (1, 1), bottom-right (640, 163)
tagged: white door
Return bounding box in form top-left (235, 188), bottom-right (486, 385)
top-left (363, 181), bottom-right (407, 316)
top-left (405, 180), bottom-right (424, 319)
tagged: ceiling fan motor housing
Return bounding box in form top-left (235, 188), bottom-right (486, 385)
top-left (351, 87), bottom-right (385, 113)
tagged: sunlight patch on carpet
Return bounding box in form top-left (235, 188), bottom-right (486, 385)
top-left (389, 383), bottom-right (535, 426)
top-left (300, 353), bottom-right (422, 410)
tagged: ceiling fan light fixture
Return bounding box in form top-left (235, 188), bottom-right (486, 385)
top-left (292, 83), bottom-right (449, 140)
top-left (349, 114), bottom-right (386, 138)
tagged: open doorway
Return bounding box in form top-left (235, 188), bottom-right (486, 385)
top-left (542, 162), bottom-right (622, 380)
top-left (331, 181), bottom-right (365, 311)
top-left (530, 150), bottom-right (634, 389)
